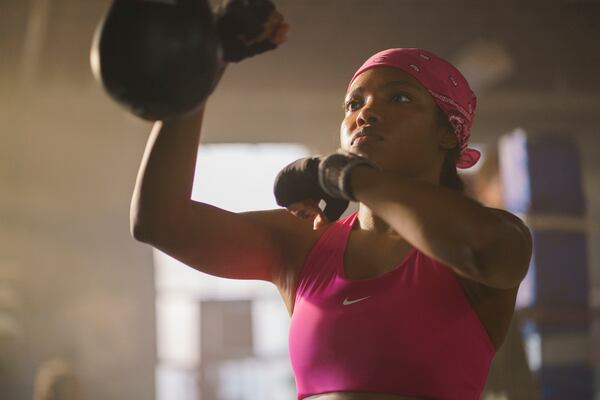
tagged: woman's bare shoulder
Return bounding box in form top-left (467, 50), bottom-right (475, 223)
top-left (245, 209), bottom-right (332, 314)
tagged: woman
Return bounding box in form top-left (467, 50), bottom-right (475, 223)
top-left (131, 8), bottom-right (532, 400)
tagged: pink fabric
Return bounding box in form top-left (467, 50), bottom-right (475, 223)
top-left (349, 48), bottom-right (481, 169)
top-left (288, 211), bottom-right (495, 400)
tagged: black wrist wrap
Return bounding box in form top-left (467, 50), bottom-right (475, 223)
top-left (318, 151), bottom-right (381, 202)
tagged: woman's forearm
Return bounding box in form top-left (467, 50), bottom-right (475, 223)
top-left (349, 166), bottom-right (504, 283)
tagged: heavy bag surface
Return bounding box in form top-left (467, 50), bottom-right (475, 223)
top-left (91, 0), bottom-right (221, 120)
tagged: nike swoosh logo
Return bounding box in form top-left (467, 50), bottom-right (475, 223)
top-left (343, 296), bottom-right (371, 305)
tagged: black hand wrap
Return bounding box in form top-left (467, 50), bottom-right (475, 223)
top-left (216, 0), bottom-right (278, 62)
top-left (318, 150), bottom-right (381, 202)
top-left (273, 156), bottom-right (349, 222)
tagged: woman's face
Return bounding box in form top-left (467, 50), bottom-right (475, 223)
top-left (340, 66), bottom-right (456, 182)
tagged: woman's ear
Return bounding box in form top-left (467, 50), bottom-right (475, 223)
top-left (438, 129), bottom-right (458, 150)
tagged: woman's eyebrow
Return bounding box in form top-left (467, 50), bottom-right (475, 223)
top-left (345, 80), bottom-right (422, 99)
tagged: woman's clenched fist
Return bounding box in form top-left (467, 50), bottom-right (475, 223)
top-left (273, 150), bottom-right (380, 226)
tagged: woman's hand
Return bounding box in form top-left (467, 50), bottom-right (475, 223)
top-left (273, 156), bottom-right (349, 228)
top-left (244, 8), bottom-right (289, 46)
top-left (287, 199), bottom-right (330, 230)
top-left (273, 150), bottom-right (382, 228)
top-left (216, 0), bottom-right (290, 62)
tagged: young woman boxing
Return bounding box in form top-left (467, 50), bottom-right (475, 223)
top-left (130, 4), bottom-right (532, 400)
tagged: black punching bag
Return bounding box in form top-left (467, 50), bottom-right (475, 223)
top-left (90, 0), bottom-right (222, 121)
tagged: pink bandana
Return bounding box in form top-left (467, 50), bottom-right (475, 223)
top-left (349, 48), bottom-right (481, 169)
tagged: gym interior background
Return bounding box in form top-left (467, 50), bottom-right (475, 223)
top-left (1, 0), bottom-right (600, 399)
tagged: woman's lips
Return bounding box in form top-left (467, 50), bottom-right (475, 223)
top-left (352, 135), bottom-right (380, 146)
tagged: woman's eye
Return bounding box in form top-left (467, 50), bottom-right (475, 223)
top-left (392, 93), bottom-right (411, 103)
top-left (345, 100), bottom-right (361, 111)
top-left (344, 94), bottom-right (409, 111)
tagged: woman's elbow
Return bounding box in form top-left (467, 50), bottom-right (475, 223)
top-left (130, 217), bottom-right (152, 243)
top-left (129, 209), bottom-right (160, 243)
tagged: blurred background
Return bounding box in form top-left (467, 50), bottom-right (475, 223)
top-left (1, 0), bottom-right (600, 399)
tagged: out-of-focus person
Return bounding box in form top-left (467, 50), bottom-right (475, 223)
top-left (33, 358), bottom-right (82, 400)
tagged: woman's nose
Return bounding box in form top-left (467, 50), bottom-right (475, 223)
top-left (357, 105), bottom-right (380, 126)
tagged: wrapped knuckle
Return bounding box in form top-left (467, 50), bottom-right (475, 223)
top-left (273, 157), bottom-right (325, 208)
top-left (217, 0), bottom-right (279, 62)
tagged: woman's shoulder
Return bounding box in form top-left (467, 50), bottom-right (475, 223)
top-left (245, 208), bottom-right (346, 267)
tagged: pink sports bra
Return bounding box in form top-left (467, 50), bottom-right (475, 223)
top-left (288, 211), bottom-right (496, 400)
